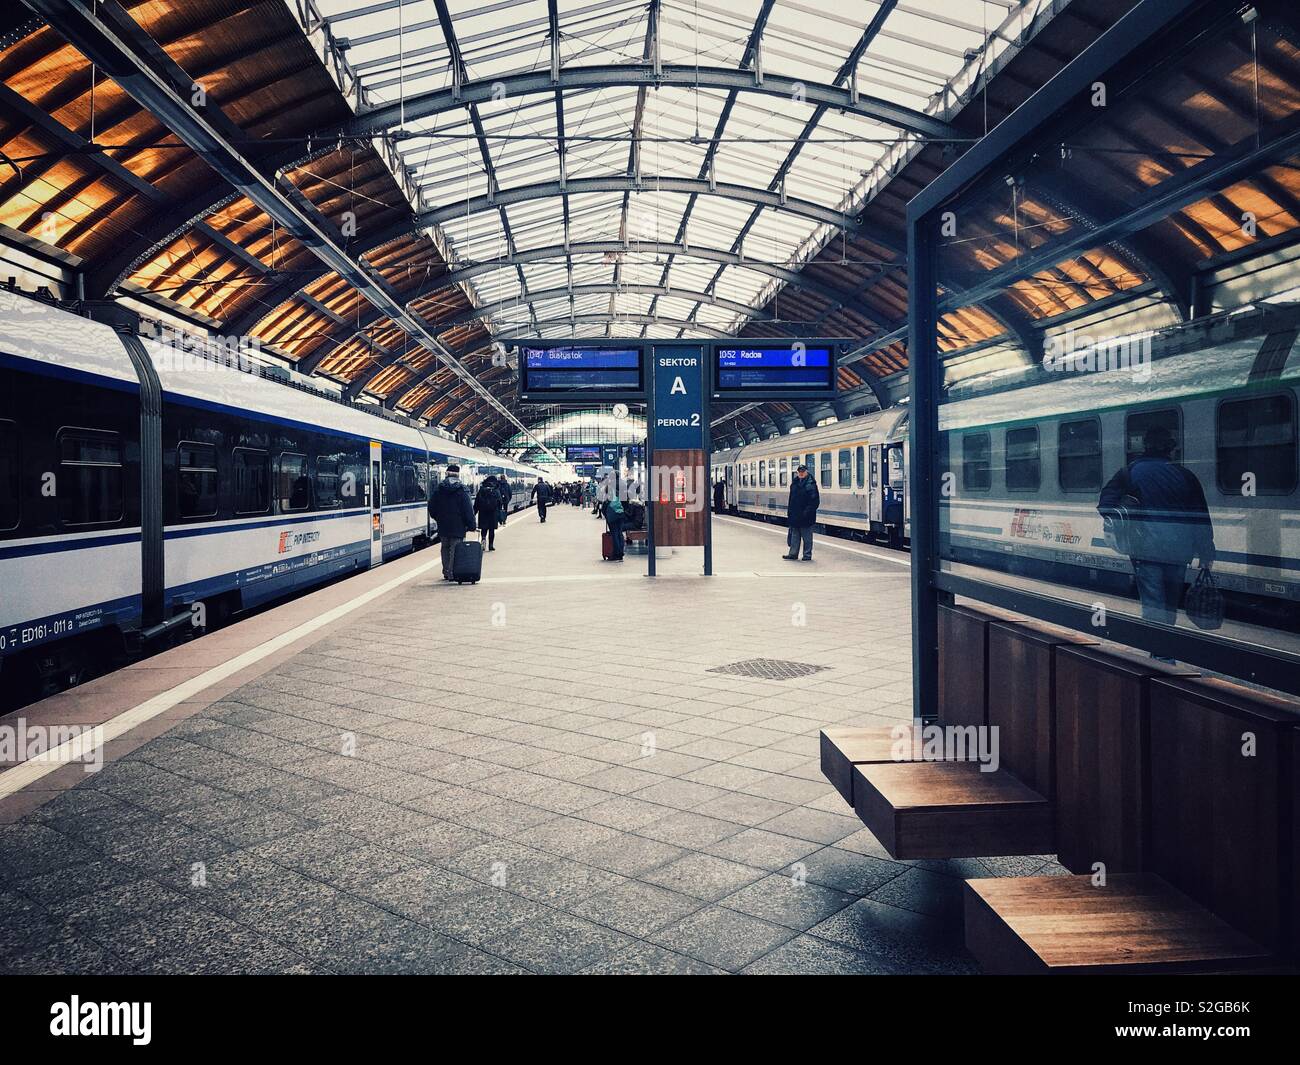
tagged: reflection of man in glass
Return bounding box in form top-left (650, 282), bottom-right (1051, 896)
top-left (1098, 425), bottom-right (1215, 627)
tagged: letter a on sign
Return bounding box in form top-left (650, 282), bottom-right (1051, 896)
top-left (670, 375), bottom-right (686, 395)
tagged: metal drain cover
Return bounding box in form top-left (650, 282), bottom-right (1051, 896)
top-left (708, 658), bottom-right (831, 681)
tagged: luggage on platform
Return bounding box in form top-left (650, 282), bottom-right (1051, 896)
top-left (453, 539), bottom-right (483, 584)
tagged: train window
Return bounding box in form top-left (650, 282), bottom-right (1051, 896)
top-left (768, 459), bottom-right (776, 485)
top-left (1058, 418), bottom-right (1102, 492)
top-left (233, 448), bottom-right (270, 515)
top-left (962, 433), bottom-right (992, 491)
top-left (1005, 427), bottom-right (1040, 491)
top-left (1126, 408), bottom-right (1181, 465)
top-left (779, 458), bottom-right (788, 486)
top-left (855, 446), bottom-right (865, 489)
top-left (1216, 394), bottom-right (1297, 495)
top-left (177, 442), bottom-right (218, 519)
top-left (759, 461), bottom-right (767, 487)
top-left (819, 452), bottom-right (831, 488)
top-left (838, 449), bottom-right (852, 489)
top-left (315, 457), bottom-right (342, 509)
top-left (805, 453), bottom-right (815, 477)
top-left (401, 464), bottom-right (417, 502)
top-left (276, 453), bottom-right (310, 512)
top-left (57, 428), bottom-right (123, 527)
top-left (0, 419), bottom-right (18, 530)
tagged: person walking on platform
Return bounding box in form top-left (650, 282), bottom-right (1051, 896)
top-left (475, 475), bottom-right (502, 551)
top-left (1098, 425), bottom-right (1216, 629)
top-left (783, 462), bottom-right (820, 561)
top-left (429, 464), bottom-right (476, 581)
top-left (530, 477), bottom-right (552, 523)
top-left (497, 476), bottom-right (511, 526)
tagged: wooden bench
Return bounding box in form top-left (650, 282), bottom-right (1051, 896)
top-left (845, 619), bottom-right (1094, 859)
top-left (964, 873), bottom-right (1272, 974)
top-left (820, 724), bottom-right (919, 806)
top-left (820, 603), bottom-right (1024, 808)
top-left (965, 674), bottom-right (1300, 974)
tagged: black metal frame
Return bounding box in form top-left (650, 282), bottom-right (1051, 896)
top-left (512, 339), bottom-right (650, 404)
top-left (707, 338), bottom-right (851, 402)
top-left (906, 0), bottom-right (1300, 714)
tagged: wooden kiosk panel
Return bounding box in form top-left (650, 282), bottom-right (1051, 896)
top-left (651, 448), bottom-right (706, 548)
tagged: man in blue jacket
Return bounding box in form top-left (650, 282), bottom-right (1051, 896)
top-left (1098, 426), bottom-right (1215, 626)
top-left (783, 463), bottom-right (821, 561)
top-left (428, 464), bottom-right (476, 582)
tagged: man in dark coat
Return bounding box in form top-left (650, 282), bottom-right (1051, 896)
top-left (1099, 425), bottom-right (1215, 627)
top-left (475, 475), bottom-right (502, 551)
top-left (530, 477), bottom-right (552, 523)
top-left (428, 463), bottom-right (476, 581)
top-left (783, 463), bottom-right (820, 561)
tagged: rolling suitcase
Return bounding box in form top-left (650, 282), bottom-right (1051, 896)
top-left (602, 532), bottom-right (615, 560)
top-left (453, 539), bottom-right (483, 584)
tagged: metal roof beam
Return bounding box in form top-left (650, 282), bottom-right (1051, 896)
top-left (342, 63), bottom-right (959, 142)
top-left (24, 0), bottom-right (551, 458)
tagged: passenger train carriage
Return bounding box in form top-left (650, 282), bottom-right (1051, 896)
top-left (715, 406), bottom-right (909, 546)
top-left (0, 289), bottom-right (540, 702)
top-left (715, 302), bottom-right (1300, 627)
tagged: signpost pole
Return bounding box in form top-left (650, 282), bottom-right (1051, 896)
top-left (701, 348), bottom-right (713, 577)
top-left (645, 360), bottom-right (656, 579)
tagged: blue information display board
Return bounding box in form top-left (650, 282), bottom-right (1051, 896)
top-left (565, 444), bottom-right (604, 463)
top-left (517, 344), bottom-right (646, 400)
top-left (710, 340), bottom-right (844, 399)
top-left (652, 345), bottom-right (706, 450)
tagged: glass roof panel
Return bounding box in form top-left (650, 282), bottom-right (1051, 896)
top-left (315, 0), bottom-right (1036, 341)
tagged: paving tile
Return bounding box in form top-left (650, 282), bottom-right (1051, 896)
top-left (0, 509), bottom-right (931, 974)
top-left (740, 933), bottom-right (898, 975)
top-left (574, 833), bottom-right (686, 877)
top-left (569, 880), bottom-right (704, 937)
top-left (648, 905), bottom-right (797, 972)
top-left (757, 806), bottom-right (861, 845)
top-left (704, 828), bottom-right (822, 871)
top-left (480, 909), bottom-right (637, 974)
top-left (579, 941), bottom-right (725, 975)
top-left (636, 810), bottom-right (745, 849)
top-left (640, 853), bottom-right (767, 902)
top-left (719, 873), bottom-right (858, 931)
top-left (793, 846), bottom-right (907, 896)
top-left (806, 898), bottom-right (977, 975)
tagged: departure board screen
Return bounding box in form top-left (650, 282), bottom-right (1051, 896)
top-left (713, 344), bottom-right (836, 394)
top-left (518, 345), bottom-right (645, 397)
top-left (565, 445), bottom-right (604, 463)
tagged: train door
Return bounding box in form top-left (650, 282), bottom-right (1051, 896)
top-left (725, 463), bottom-right (735, 508)
top-left (869, 446), bottom-right (883, 524)
top-left (369, 441), bottom-right (383, 567)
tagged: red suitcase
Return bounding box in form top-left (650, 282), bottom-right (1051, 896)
top-left (602, 532), bottom-right (615, 560)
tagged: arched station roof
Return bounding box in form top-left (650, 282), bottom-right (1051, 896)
top-left (2, 1), bottom-right (1298, 447)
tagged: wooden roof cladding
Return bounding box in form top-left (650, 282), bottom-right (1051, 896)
top-left (0, 0), bottom-right (493, 411)
top-left (0, 1), bottom-right (349, 263)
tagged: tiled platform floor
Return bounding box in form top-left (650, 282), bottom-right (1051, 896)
top-left (0, 505), bottom-right (1064, 974)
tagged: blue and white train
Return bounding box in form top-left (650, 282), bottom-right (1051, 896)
top-left (0, 288), bottom-right (541, 704)
top-left (714, 302), bottom-right (1300, 628)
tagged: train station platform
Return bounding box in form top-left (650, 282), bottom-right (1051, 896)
top-left (0, 507), bottom-right (1065, 975)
